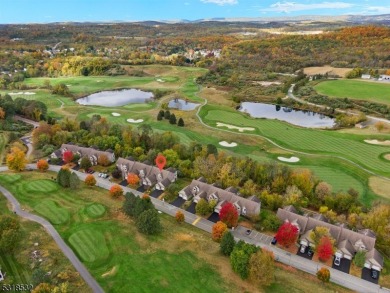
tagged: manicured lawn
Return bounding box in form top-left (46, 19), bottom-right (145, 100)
top-left (200, 104), bottom-right (390, 177)
top-left (314, 79), bottom-right (390, 105)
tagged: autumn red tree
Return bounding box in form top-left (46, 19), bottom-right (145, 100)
top-left (175, 211), bottom-right (185, 223)
top-left (127, 173), bottom-right (140, 186)
top-left (317, 236), bottom-right (334, 262)
top-left (212, 221), bottom-right (227, 242)
top-left (109, 184), bottom-right (123, 198)
top-left (62, 150), bottom-right (74, 164)
top-left (219, 202), bottom-right (238, 228)
top-left (36, 159), bottom-right (49, 172)
top-left (84, 174), bottom-right (96, 187)
top-left (275, 222), bottom-right (299, 247)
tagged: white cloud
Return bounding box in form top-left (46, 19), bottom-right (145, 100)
top-left (260, 1), bottom-right (355, 13)
top-left (365, 6), bottom-right (390, 14)
top-left (200, 0), bottom-right (238, 5)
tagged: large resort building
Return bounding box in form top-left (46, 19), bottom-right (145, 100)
top-left (179, 178), bottom-right (261, 217)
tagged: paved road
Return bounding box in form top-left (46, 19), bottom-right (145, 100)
top-left (14, 115), bottom-right (40, 128)
top-left (0, 180), bottom-right (103, 293)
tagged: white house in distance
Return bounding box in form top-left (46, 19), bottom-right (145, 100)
top-left (116, 157), bottom-right (177, 190)
top-left (179, 178), bottom-right (261, 217)
top-left (51, 143), bottom-right (115, 165)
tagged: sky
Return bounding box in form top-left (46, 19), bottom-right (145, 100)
top-left (0, 0), bottom-right (389, 23)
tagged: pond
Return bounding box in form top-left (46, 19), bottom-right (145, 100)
top-left (76, 89), bottom-right (154, 107)
top-left (168, 99), bottom-right (200, 111)
top-left (239, 102), bottom-right (335, 128)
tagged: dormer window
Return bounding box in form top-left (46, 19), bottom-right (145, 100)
top-left (157, 173), bottom-right (163, 181)
top-left (139, 170), bottom-right (145, 177)
top-left (242, 207), bottom-right (247, 215)
top-left (192, 186), bottom-right (200, 195)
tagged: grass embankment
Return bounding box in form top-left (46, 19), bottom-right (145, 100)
top-left (314, 79), bottom-right (390, 105)
top-left (0, 133), bottom-right (8, 164)
top-left (0, 172), bottom-right (354, 293)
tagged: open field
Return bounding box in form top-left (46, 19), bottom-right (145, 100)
top-left (303, 66), bottom-right (351, 77)
top-left (314, 79), bottom-right (390, 105)
top-left (0, 171), bottom-right (355, 292)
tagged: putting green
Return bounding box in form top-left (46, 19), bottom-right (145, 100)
top-left (0, 174), bottom-right (22, 184)
top-left (86, 204), bottom-right (106, 218)
top-left (23, 179), bottom-right (59, 193)
top-left (34, 200), bottom-right (70, 225)
top-left (69, 229), bottom-right (109, 262)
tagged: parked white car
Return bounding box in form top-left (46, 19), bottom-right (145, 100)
top-left (334, 255), bottom-right (341, 266)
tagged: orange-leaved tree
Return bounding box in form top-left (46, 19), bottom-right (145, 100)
top-left (98, 154), bottom-right (110, 166)
top-left (317, 236), bottom-right (334, 262)
top-left (127, 173), bottom-right (140, 186)
top-left (212, 221), bottom-right (228, 242)
top-left (36, 159), bottom-right (49, 172)
top-left (317, 267), bottom-right (330, 282)
top-left (109, 184), bottom-right (123, 198)
top-left (6, 146), bottom-right (27, 171)
top-left (84, 174), bottom-right (96, 187)
top-left (175, 211), bottom-right (185, 223)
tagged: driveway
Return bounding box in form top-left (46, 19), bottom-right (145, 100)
top-left (137, 185), bottom-right (146, 192)
top-left (332, 257), bottom-right (351, 274)
top-left (207, 212), bottom-right (219, 223)
top-left (150, 190), bottom-right (163, 198)
top-left (296, 245), bottom-right (314, 260)
top-left (171, 197), bottom-right (185, 207)
top-left (119, 180), bottom-right (128, 187)
top-left (362, 268), bottom-right (380, 284)
top-left (186, 202), bottom-right (196, 214)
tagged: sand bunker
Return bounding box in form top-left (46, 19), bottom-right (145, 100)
top-left (111, 112), bottom-right (121, 117)
top-left (252, 81), bottom-right (281, 87)
top-left (385, 154), bottom-right (390, 161)
top-left (156, 78), bottom-right (165, 83)
top-left (278, 156), bottom-right (300, 163)
top-left (9, 92), bottom-right (36, 96)
top-left (127, 118), bottom-right (144, 123)
top-left (102, 266), bottom-right (118, 278)
top-left (219, 141), bottom-right (238, 147)
top-left (364, 139), bottom-right (390, 146)
top-left (216, 122), bottom-right (255, 132)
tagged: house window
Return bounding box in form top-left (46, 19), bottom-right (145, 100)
top-left (242, 207), bottom-right (247, 215)
top-left (192, 186), bottom-right (199, 195)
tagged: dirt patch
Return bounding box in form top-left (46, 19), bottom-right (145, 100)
top-left (174, 233), bottom-right (196, 242)
top-left (303, 66), bottom-right (351, 77)
top-left (369, 176), bottom-right (390, 199)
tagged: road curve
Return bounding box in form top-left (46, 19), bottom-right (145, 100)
top-left (0, 181), bottom-right (104, 293)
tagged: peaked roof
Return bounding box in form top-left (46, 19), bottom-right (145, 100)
top-left (277, 208), bottom-right (377, 252)
top-left (366, 248), bottom-right (384, 268)
top-left (61, 144), bottom-right (114, 160)
top-left (180, 179), bottom-right (261, 216)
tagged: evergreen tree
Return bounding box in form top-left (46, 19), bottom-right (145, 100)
top-left (123, 192), bottom-right (138, 217)
top-left (169, 113), bottom-right (177, 124)
top-left (177, 117), bottom-right (184, 127)
top-left (80, 157), bottom-right (92, 170)
top-left (69, 172), bottom-right (80, 190)
top-left (57, 168), bottom-right (71, 188)
top-left (220, 231), bottom-right (236, 256)
top-left (164, 110), bottom-right (171, 119)
top-left (157, 111), bottom-right (163, 121)
top-left (136, 209), bottom-right (162, 235)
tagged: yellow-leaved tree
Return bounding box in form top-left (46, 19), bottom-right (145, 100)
top-left (6, 147), bottom-right (27, 171)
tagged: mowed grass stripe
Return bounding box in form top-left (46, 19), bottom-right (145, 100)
top-left (24, 180), bottom-right (58, 193)
top-left (69, 229), bottom-right (109, 263)
top-left (201, 106), bottom-right (390, 175)
top-left (34, 200), bottom-right (70, 225)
